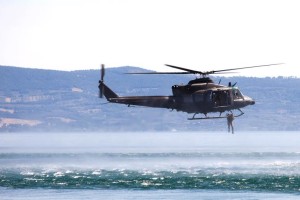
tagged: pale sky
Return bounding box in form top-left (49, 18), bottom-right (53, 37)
top-left (0, 0), bottom-right (299, 77)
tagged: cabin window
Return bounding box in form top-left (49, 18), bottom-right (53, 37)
top-left (206, 91), bottom-right (213, 102)
top-left (212, 90), bottom-right (231, 106)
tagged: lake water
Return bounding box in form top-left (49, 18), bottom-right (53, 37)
top-left (1, 131), bottom-right (300, 199)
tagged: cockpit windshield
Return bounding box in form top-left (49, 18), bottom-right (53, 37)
top-left (232, 88), bottom-right (244, 99)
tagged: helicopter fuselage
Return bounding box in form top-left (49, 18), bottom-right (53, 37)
top-left (100, 78), bottom-right (255, 116)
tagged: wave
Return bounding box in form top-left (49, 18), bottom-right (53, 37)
top-left (1, 152), bottom-right (300, 192)
top-left (1, 168), bottom-right (300, 192)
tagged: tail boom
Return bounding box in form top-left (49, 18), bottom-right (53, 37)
top-left (108, 96), bottom-right (174, 109)
top-left (98, 80), bottom-right (175, 109)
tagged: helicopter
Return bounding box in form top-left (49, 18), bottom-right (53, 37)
top-left (98, 63), bottom-right (281, 120)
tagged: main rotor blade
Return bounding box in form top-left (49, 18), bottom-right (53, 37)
top-left (208, 63), bottom-right (284, 74)
top-left (126, 63), bottom-right (283, 76)
top-left (213, 72), bottom-right (239, 74)
top-left (165, 64), bottom-right (204, 74)
top-left (125, 72), bottom-right (190, 74)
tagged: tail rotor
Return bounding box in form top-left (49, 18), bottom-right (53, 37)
top-left (99, 64), bottom-right (105, 98)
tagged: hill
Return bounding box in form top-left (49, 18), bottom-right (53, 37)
top-left (1, 65), bottom-right (300, 132)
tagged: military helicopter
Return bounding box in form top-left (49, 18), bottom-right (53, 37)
top-left (98, 63), bottom-right (281, 120)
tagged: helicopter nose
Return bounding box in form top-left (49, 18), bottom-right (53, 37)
top-left (244, 96), bottom-right (255, 105)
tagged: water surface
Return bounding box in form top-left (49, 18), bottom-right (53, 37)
top-left (1, 132), bottom-right (300, 199)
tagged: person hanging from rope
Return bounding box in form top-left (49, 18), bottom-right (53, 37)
top-left (226, 113), bottom-right (234, 134)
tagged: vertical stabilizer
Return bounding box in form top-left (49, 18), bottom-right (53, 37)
top-left (98, 81), bottom-right (119, 100)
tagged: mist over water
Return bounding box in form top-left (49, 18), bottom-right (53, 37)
top-left (1, 132), bottom-right (300, 199)
top-left (2, 131), bottom-right (300, 153)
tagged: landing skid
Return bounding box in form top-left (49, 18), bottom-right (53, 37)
top-left (188, 109), bottom-right (244, 120)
